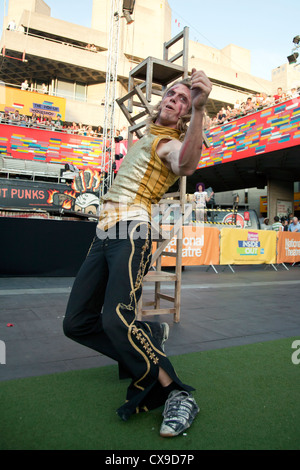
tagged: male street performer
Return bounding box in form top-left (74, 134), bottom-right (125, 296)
top-left (63, 68), bottom-right (212, 437)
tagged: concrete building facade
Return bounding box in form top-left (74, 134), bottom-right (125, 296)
top-left (1, 0), bottom-right (275, 129)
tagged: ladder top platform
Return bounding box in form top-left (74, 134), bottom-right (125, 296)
top-left (130, 57), bottom-right (186, 86)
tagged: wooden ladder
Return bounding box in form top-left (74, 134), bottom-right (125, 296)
top-left (137, 177), bottom-right (188, 323)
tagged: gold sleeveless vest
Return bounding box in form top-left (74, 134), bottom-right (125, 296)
top-left (98, 124), bottom-right (180, 231)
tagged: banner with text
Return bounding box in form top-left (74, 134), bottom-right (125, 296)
top-left (0, 87), bottom-right (66, 120)
top-left (158, 226), bottom-right (220, 266)
top-left (277, 231), bottom-right (300, 264)
top-left (220, 228), bottom-right (277, 265)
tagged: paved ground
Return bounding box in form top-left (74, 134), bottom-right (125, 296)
top-left (1, 264), bottom-right (300, 382)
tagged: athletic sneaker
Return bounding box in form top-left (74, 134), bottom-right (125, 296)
top-left (152, 322), bottom-right (169, 351)
top-left (160, 390), bottom-right (199, 437)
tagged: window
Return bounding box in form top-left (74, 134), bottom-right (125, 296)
top-left (56, 80), bottom-right (74, 99)
top-left (75, 83), bottom-right (86, 102)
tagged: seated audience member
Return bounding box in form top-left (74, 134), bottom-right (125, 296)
top-left (12, 109), bottom-right (21, 123)
top-left (261, 92), bottom-right (272, 107)
top-left (280, 92), bottom-right (287, 103)
top-left (244, 97), bottom-right (255, 113)
top-left (87, 125), bottom-right (95, 136)
top-left (253, 93), bottom-right (263, 107)
top-left (21, 79), bottom-right (29, 91)
top-left (54, 114), bottom-right (63, 129)
top-left (217, 107), bottom-right (226, 124)
top-left (71, 122), bottom-right (78, 133)
top-left (210, 116), bottom-right (218, 127)
top-left (30, 113), bottom-right (37, 126)
top-left (289, 87), bottom-right (299, 99)
top-left (19, 115), bottom-right (28, 126)
top-left (273, 87), bottom-right (283, 104)
top-left (18, 24), bottom-right (25, 33)
top-left (203, 112), bottom-right (212, 130)
top-left (78, 124), bottom-right (88, 135)
top-left (119, 126), bottom-right (127, 139)
top-left (7, 19), bottom-right (16, 30)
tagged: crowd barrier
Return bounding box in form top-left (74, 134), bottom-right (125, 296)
top-left (157, 226), bottom-right (300, 271)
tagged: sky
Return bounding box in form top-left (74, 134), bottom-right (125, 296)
top-left (1, 0), bottom-right (300, 81)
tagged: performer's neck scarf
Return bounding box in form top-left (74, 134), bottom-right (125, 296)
top-left (149, 123), bottom-right (181, 140)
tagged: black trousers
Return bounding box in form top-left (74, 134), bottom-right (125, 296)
top-left (63, 220), bottom-right (193, 420)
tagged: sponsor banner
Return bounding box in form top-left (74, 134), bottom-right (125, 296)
top-left (220, 228), bottom-right (277, 265)
top-left (0, 170), bottom-right (101, 214)
top-left (156, 226), bottom-right (220, 266)
top-left (0, 87), bottom-right (66, 120)
top-left (277, 231), bottom-right (300, 264)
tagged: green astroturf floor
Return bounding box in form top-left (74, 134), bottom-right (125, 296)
top-left (1, 337), bottom-right (300, 450)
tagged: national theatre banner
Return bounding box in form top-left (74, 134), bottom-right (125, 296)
top-left (277, 231), bottom-right (300, 264)
top-left (157, 226), bottom-right (220, 266)
top-left (220, 228), bottom-right (277, 265)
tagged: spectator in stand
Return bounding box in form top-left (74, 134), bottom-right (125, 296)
top-left (244, 97), bottom-right (256, 113)
top-left (261, 93), bottom-right (272, 107)
top-left (280, 92), bottom-right (287, 103)
top-left (41, 83), bottom-right (48, 94)
top-left (289, 87), bottom-right (299, 99)
top-left (18, 24), bottom-right (25, 33)
top-left (12, 109), bottom-right (23, 124)
top-left (217, 107), bottom-right (226, 124)
top-left (87, 125), bottom-right (95, 136)
top-left (210, 116), bottom-right (218, 127)
top-left (288, 216), bottom-right (300, 232)
top-left (273, 87), bottom-right (283, 104)
top-left (203, 112), bottom-right (211, 130)
top-left (253, 93), bottom-right (263, 108)
top-left (21, 79), bottom-right (29, 91)
top-left (70, 122), bottom-right (78, 133)
top-left (272, 215), bottom-right (283, 231)
top-left (120, 126), bottom-right (127, 139)
top-left (7, 19), bottom-right (16, 31)
top-left (31, 113), bottom-right (37, 126)
top-left (54, 114), bottom-right (62, 130)
top-left (77, 123), bottom-right (85, 135)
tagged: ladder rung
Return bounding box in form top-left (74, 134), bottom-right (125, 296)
top-left (157, 293), bottom-right (175, 302)
top-left (140, 308), bottom-right (176, 316)
top-left (162, 251), bottom-right (176, 257)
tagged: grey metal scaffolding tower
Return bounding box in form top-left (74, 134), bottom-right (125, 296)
top-left (99, 0), bottom-right (122, 198)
